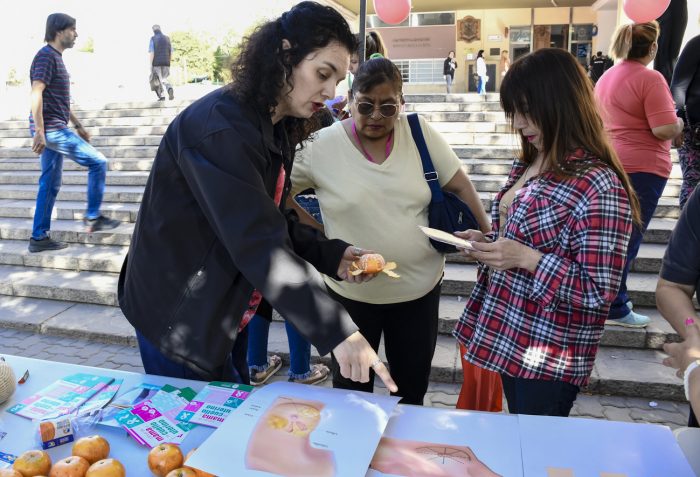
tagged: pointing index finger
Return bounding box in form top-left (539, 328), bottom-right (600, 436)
top-left (372, 362), bottom-right (398, 393)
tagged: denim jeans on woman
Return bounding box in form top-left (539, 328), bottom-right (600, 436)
top-left (608, 172), bottom-right (667, 319)
top-left (31, 128), bottom-right (107, 240)
top-left (247, 314), bottom-right (312, 379)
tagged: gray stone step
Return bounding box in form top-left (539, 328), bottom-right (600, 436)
top-left (0, 135), bottom-right (163, 148)
top-left (0, 264), bottom-right (118, 306)
top-left (442, 262), bottom-right (698, 310)
top-left (588, 346), bottom-right (683, 401)
top-left (405, 102), bottom-right (504, 112)
top-left (417, 111), bottom-right (506, 123)
top-left (0, 296), bottom-right (135, 345)
top-left (0, 116), bottom-right (176, 130)
top-left (0, 239), bottom-right (126, 273)
top-left (0, 126), bottom-right (169, 139)
top-left (0, 158), bottom-right (155, 172)
top-left (0, 146), bottom-right (158, 159)
top-left (404, 93), bottom-right (501, 103)
top-left (74, 107), bottom-right (182, 118)
top-left (0, 217), bottom-right (133, 246)
top-left (0, 170), bottom-right (148, 186)
top-left (0, 184), bottom-right (144, 203)
top-left (0, 199), bottom-right (139, 222)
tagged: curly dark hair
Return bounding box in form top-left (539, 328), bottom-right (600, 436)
top-left (228, 1), bottom-right (357, 147)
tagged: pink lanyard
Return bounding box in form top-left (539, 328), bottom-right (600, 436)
top-left (352, 121), bottom-right (394, 163)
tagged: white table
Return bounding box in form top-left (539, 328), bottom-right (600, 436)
top-left (0, 355), bottom-right (215, 475)
top-left (1, 355), bottom-right (698, 477)
top-left (675, 427), bottom-right (700, 477)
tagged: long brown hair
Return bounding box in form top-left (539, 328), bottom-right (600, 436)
top-left (500, 48), bottom-right (641, 225)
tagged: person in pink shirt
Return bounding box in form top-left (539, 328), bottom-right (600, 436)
top-left (596, 21), bottom-right (684, 327)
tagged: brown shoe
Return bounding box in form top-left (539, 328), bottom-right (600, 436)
top-left (249, 355), bottom-right (282, 386)
top-left (288, 364), bottom-right (330, 386)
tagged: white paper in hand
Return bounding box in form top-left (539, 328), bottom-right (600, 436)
top-left (418, 226), bottom-right (474, 250)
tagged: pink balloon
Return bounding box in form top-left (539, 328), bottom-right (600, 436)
top-left (623, 0), bottom-right (671, 23)
top-left (373, 0), bottom-right (411, 25)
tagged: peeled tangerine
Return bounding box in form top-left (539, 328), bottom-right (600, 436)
top-left (350, 253), bottom-right (400, 278)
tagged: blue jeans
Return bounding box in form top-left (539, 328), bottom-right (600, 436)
top-left (477, 76), bottom-right (486, 94)
top-left (247, 314), bottom-right (312, 379)
top-left (136, 329), bottom-right (250, 384)
top-left (32, 128), bottom-right (107, 240)
top-left (608, 172), bottom-right (667, 319)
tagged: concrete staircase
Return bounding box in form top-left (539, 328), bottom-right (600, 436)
top-left (0, 93), bottom-right (691, 402)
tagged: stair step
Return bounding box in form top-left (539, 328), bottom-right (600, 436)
top-left (0, 239), bottom-right (126, 273)
top-left (0, 158), bottom-right (155, 172)
top-left (0, 170), bottom-right (149, 186)
top-left (0, 217), bottom-right (133, 245)
top-left (0, 146), bottom-right (158, 159)
top-left (0, 264), bottom-right (118, 306)
top-left (405, 102), bottom-right (504, 112)
top-left (588, 346), bottom-right (683, 401)
top-left (404, 93), bottom-right (501, 103)
top-left (0, 199), bottom-right (139, 222)
top-left (0, 136), bottom-right (162, 148)
top-left (0, 116), bottom-right (176, 130)
top-left (0, 184), bottom-right (144, 203)
top-left (74, 107), bottom-right (182, 118)
top-left (417, 112), bottom-right (506, 123)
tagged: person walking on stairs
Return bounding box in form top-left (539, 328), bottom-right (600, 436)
top-left (149, 24), bottom-right (174, 101)
top-left (596, 22), bottom-right (684, 327)
top-left (28, 13), bottom-right (119, 253)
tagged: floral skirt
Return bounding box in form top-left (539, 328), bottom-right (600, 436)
top-left (679, 125), bottom-right (700, 208)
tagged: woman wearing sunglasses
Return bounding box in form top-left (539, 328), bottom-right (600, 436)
top-left (290, 57), bottom-right (490, 405)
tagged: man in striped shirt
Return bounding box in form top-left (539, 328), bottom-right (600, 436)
top-left (29, 13), bottom-right (119, 253)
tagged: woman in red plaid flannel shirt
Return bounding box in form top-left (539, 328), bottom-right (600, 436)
top-left (453, 48), bottom-right (641, 417)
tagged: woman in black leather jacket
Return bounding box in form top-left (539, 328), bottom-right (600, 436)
top-left (118, 2), bottom-right (397, 393)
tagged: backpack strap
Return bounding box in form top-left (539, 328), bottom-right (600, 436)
top-left (407, 113), bottom-right (444, 202)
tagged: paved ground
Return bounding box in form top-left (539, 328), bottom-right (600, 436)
top-left (0, 328), bottom-right (690, 429)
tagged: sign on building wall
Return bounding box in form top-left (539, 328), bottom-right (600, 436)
top-left (457, 16), bottom-right (481, 42)
top-left (374, 25), bottom-right (456, 60)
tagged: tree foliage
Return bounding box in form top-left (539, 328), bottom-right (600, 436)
top-left (170, 30), bottom-right (213, 81)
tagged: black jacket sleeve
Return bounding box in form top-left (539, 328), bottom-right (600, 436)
top-left (285, 208), bottom-right (349, 280)
top-left (177, 127), bottom-right (358, 355)
top-left (671, 35), bottom-right (700, 116)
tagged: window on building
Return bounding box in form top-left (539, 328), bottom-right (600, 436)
top-left (367, 12), bottom-right (454, 28)
top-left (392, 59), bottom-right (445, 84)
top-left (410, 12), bottom-right (455, 26)
top-left (366, 15), bottom-right (409, 28)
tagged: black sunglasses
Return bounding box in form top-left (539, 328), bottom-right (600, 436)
top-left (354, 101), bottom-right (399, 118)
